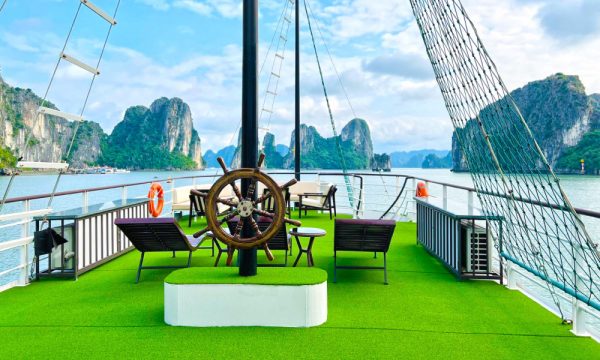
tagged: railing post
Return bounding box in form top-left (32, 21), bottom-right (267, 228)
top-left (571, 244), bottom-right (588, 336)
top-left (20, 199), bottom-right (31, 286)
top-left (505, 261), bottom-right (518, 290)
top-left (170, 179), bottom-right (176, 215)
top-left (121, 186), bottom-right (127, 203)
top-left (442, 185), bottom-right (448, 209)
top-left (467, 190), bottom-right (474, 215)
top-left (82, 191), bottom-right (89, 211)
top-left (192, 177), bottom-right (197, 187)
top-left (360, 179), bottom-right (365, 218)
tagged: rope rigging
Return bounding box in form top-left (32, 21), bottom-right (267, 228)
top-left (304, 0), bottom-right (355, 208)
top-left (304, 0), bottom-right (394, 208)
top-left (228, 0), bottom-right (294, 167)
top-left (411, 0), bottom-right (600, 318)
top-left (0, 0), bottom-right (8, 14)
top-left (0, 0), bottom-right (122, 214)
top-left (258, 0), bottom-right (295, 144)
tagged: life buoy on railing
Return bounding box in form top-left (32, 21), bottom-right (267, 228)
top-left (415, 181), bottom-right (430, 198)
top-left (148, 182), bottom-right (164, 217)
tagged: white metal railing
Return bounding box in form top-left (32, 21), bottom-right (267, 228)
top-left (0, 175), bottom-right (212, 293)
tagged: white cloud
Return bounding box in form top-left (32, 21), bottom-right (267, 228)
top-left (173, 0), bottom-right (212, 16)
top-left (1, 32), bottom-right (40, 52)
top-left (135, 0), bottom-right (171, 11)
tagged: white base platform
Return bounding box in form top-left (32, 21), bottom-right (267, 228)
top-left (164, 282), bottom-right (327, 327)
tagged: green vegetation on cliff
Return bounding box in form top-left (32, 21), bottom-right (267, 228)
top-left (557, 131), bottom-right (600, 174)
top-left (0, 146), bottom-right (17, 168)
top-left (99, 105), bottom-right (198, 170)
top-left (300, 136), bottom-right (370, 169)
top-left (422, 152), bottom-right (452, 168)
top-left (262, 133), bottom-right (284, 168)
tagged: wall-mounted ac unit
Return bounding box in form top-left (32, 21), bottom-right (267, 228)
top-left (461, 222), bottom-right (491, 274)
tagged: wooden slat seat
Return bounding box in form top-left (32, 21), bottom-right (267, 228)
top-left (334, 219), bottom-right (396, 284)
top-left (115, 217), bottom-right (205, 283)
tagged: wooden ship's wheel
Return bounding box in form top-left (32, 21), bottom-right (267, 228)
top-left (193, 153), bottom-right (300, 265)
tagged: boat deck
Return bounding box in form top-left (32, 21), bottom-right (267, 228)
top-left (0, 213), bottom-right (597, 359)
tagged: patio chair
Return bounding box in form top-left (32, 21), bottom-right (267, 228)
top-left (115, 217), bottom-right (208, 283)
top-left (224, 216), bottom-right (291, 267)
top-left (188, 189), bottom-right (207, 227)
top-left (333, 219), bottom-right (396, 284)
top-left (261, 187), bottom-right (291, 216)
top-left (298, 184), bottom-right (337, 219)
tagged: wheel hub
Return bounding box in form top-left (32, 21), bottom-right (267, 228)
top-left (238, 199), bottom-right (254, 218)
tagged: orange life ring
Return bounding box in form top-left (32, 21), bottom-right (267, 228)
top-left (415, 181), bottom-right (430, 198)
top-left (148, 182), bottom-right (164, 217)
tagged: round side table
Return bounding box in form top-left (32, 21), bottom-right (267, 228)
top-left (289, 227), bottom-right (326, 267)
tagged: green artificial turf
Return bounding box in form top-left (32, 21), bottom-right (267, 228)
top-left (165, 267), bottom-right (327, 285)
top-left (0, 212), bottom-right (598, 359)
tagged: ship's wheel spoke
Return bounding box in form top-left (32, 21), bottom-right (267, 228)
top-left (254, 191), bottom-right (272, 206)
top-left (284, 218), bottom-right (302, 227)
top-left (226, 246), bottom-right (235, 266)
top-left (229, 181), bottom-right (244, 201)
top-left (246, 178), bottom-right (258, 199)
top-left (193, 209), bottom-right (239, 238)
top-left (262, 243), bottom-right (274, 261)
top-left (192, 226), bottom-right (211, 238)
top-left (216, 197), bottom-right (237, 207)
top-left (254, 208), bottom-right (275, 219)
top-left (280, 178), bottom-right (297, 190)
top-left (233, 218), bottom-right (245, 238)
top-left (249, 217), bottom-right (263, 238)
top-left (190, 189), bottom-right (207, 197)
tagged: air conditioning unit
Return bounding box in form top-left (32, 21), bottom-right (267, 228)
top-left (461, 222), bottom-right (491, 274)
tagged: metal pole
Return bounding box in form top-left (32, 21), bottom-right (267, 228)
top-left (239, 0), bottom-right (259, 276)
top-left (294, 0), bottom-right (301, 180)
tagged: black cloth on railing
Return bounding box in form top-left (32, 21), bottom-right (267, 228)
top-left (33, 228), bottom-right (68, 256)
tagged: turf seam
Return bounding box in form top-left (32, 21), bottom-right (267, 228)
top-left (0, 324), bottom-right (582, 340)
top-left (316, 326), bottom-right (584, 339)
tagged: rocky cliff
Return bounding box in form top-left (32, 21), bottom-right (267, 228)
top-left (0, 75), bottom-right (105, 168)
top-left (283, 118), bottom-right (374, 169)
top-left (391, 149), bottom-right (450, 168)
top-left (204, 145), bottom-right (236, 168)
top-left (452, 74), bottom-right (600, 172)
top-left (262, 132), bottom-right (284, 168)
top-left (371, 153), bottom-right (391, 170)
top-left (100, 97), bottom-right (203, 170)
top-left (422, 152), bottom-right (452, 168)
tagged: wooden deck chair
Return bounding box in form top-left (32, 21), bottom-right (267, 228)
top-left (334, 219), bottom-right (396, 284)
top-left (115, 217), bottom-right (205, 283)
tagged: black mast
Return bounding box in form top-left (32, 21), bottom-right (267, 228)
top-left (239, 0), bottom-right (258, 276)
top-left (294, 0), bottom-right (301, 180)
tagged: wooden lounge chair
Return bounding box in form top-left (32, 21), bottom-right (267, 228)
top-left (115, 217), bottom-right (207, 283)
top-left (298, 184), bottom-right (337, 219)
top-left (224, 216), bottom-right (292, 267)
top-left (334, 219), bottom-right (396, 284)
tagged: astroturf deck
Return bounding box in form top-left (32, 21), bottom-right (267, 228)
top-left (0, 213), bottom-right (598, 359)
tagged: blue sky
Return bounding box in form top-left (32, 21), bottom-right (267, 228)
top-left (1, 0), bottom-right (600, 154)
